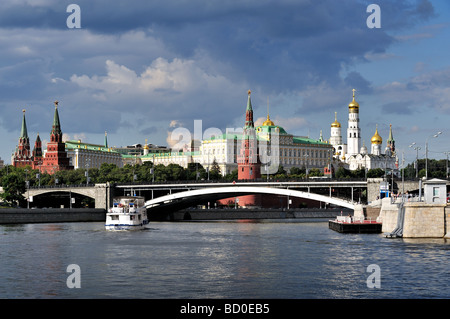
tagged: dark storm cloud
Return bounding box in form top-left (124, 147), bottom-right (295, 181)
top-left (0, 0), bottom-right (437, 136)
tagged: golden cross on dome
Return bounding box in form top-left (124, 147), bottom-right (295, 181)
top-left (352, 88), bottom-right (356, 98)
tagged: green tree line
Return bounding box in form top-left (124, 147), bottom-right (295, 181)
top-left (1, 159), bottom-right (448, 206)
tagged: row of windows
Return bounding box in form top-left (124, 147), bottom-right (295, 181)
top-left (203, 146), bottom-right (331, 158)
top-left (280, 158), bottom-right (328, 166)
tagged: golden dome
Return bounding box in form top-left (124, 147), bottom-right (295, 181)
top-left (331, 112), bottom-right (341, 128)
top-left (371, 125), bottom-right (382, 145)
top-left (348, 89), bottom-right (359, 112)
top-left (263, 114), bottom-right (275, 126)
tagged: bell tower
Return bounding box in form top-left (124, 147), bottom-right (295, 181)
top-left (347, 89), bottom-right (361, 156)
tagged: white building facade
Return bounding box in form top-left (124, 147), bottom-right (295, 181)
top-left (329, 89), bottom-right (397, 172)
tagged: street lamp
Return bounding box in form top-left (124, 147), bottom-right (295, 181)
top-left (425, 131), bottom-right (442, 180)
top-left (409, 143), bottom-right (421, 179)
top-left (444, 151), bottom-right (450, 179)
top-left (25, 169), bottom-right (29, 209)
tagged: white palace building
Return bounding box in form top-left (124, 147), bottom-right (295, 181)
top-left (60, 89), bottom-right (397, 176)
top-left (141, 91), bottom-right (334, 176)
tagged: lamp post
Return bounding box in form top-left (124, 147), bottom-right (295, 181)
top-left (444, 151), bottom-right (450, 179)
top-left (409, 143), bottom-right (421, 179)
top-left (25, 169), bottom-right (29, 209)
top-left (425, 131), bottom-right (442, 180)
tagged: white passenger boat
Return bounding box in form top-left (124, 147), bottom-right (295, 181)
top-left (105, 196), bottom-right (149, 231)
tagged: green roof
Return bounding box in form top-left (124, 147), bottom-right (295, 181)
top-left (65, 140), bottom-right (119, 153)
top-left (293, 136), bottom-right (329, 146)
top-left (255, 124), bottom-right (288, 135)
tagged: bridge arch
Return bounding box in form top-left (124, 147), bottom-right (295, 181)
top-left (26, 184), bottom-right (110, 209)
top-left (145, 186), bottom-right (355, 211)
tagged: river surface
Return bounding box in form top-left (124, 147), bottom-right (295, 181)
top-left (1, 219), bottom-right (449, 299)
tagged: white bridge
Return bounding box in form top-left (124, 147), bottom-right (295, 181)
top-left (144, 186), bottom-right (356, 211)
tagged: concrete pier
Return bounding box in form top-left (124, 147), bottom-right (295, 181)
top-left (375, 197), bottom-right (450, 238)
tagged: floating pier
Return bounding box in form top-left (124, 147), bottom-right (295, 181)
top-left (329, 216), bottom-right (382, 234)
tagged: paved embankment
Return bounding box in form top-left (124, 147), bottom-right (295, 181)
top-left (0, 208), bottom-right (106, 224)
top-left (149, 208), bottom-right (352, 221)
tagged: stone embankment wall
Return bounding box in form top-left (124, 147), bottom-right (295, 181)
top-left (378, 198), bottom-right (450, 238)
top-left (151, 208), bottom-right (349, 221)
top-left (0, 208), bottom-right (106, 224)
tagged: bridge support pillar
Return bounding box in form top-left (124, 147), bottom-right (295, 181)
top-left (94, 183), bottom-right (113, 210)
top-left (353, 204), bottom-right (365, 219)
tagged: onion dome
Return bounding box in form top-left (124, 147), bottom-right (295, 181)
top-left (348, 89), bottom-right (359, 113)
top-left (371, 125), bottom-right (382, 145)
top-left (263, 114), bottom-right (275, 126)
top-left (331, 112), bottom-right (341, 128)
top-left (360, 141), bottom-right (368, 155)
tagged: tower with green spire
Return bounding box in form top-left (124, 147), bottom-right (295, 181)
top-left (386, 124), bottom-right (395, 155)
top-left (244, 90), bottom-right (255, 129)
top-left (50, 101), bottom-right (63, 143)
top-left (41, 101), bottom-right (73, 174)
top-left (237, 90), bottom-right (261, 207)
top-left (12, 109), bottom-right (33, 168)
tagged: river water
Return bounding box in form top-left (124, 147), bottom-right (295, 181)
top-left (1, 219), bottom-right (449, 299)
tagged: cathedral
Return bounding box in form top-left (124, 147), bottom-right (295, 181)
top-left (329, 89), bottom-right (397, 171)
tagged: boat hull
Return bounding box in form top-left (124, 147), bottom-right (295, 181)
top-left (105, 223), bottom-right (147, 231)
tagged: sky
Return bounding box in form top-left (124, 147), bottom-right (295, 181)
top-left (1, 0), bottom-right (450, 167)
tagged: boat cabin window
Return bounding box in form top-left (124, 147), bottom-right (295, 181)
top-left (110, 215), bottom-right (119, 220)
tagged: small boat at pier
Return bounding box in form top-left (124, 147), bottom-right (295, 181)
top-left (105, 196), bottom-right (149, 231)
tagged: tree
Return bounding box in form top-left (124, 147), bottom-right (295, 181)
top-left (352, 168), bottom-right (366, 178)
top-left (289, 167), bottom-right (305, 176)
top-left (1, 173), bottom-right (26, 206)
top-left (166, 163), bottom-right (186, 181)
top-left (274, 165), bottom-right (287, 179)
top-left (224, 169), bottom-right (238, 181)
top-left (209, 159), bottom-right (221, 180)
top-left (308, 168), bottom-right (323, 177)
top-left (335, 167), bottom-right (352, 179)
top-left (367, 168), bottom-right (384, 178)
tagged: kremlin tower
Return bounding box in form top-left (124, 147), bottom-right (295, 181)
top-left (237, 90), bottom-right (261, 207)
top-left (12, 110), bottom-right (43, 169)
top-left (12, 110), bottom-right (33, 168)
top-left (237, 90), bottom-right (261, 180)
top-left (40, 101), bottom-right (73, 174)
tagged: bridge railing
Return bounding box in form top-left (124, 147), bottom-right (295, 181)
top-left (29, 183), bottom-right (96, 190)
top-left (391, 194), bottom-right (424, 204)
top-left (116, 177), bottom-right (368, 186)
